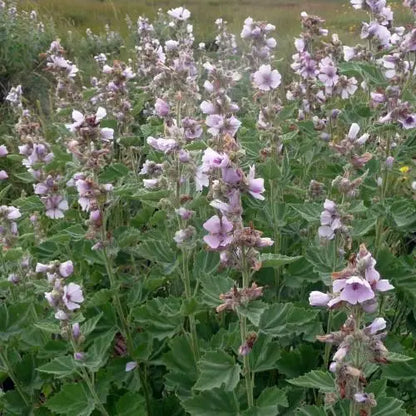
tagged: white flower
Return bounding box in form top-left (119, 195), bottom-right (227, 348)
top-left (253, 65), bottom-right (282, 91)
top-left (253, 65), bottom-right (281, 91)
top-left (167, 7), bottom-right (191, 21)
top-left (62, 283), bottom-right (84, 310)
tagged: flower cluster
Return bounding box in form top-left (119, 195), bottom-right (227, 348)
top-left (65, 107), bottom-right (114, 170)
top-left (310, 244), bottom-right (393, 310)
top-left (310, 244), bottom-right (394, 410)
top-left (92, 58), bottom-right (135, 127)
top-left (0, 205), bottom-right (21, 247)
top-left (216, 283), bottom-right (264, 313)
top-left (39, 260), bottom-right (84, 321)
top-left (241, 17), bottom-right (277, 68)
top-left (6, 86), bottom-right (69, 220)
top-left (43, 40), bottom-right (79, 108)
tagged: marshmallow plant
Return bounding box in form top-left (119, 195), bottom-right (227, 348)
top-left (1, 1), bottom-right (416, 415)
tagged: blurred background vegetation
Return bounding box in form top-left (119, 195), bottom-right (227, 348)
top-left (22, 0), bottom-right (408, 43)
top-left (1, 0), bottom-right (411, 120)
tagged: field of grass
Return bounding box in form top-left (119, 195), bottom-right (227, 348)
top-left (21, 0), bottom-right (383, 41)
top-left (20, 0), bottom-right (411, 73)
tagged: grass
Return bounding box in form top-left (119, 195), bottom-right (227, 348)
top-left (21, 0), bottom-right (365, 40)
top-left (17, 0), bottom-right (412, 80)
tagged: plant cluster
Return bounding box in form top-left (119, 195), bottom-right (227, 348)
top-left (1, 1), bottom-right (416, 415)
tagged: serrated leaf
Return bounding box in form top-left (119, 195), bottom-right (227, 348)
top-left (194, 350), bottom-right (241, 391)
top-left (46, 383), bottom-right (95, 416)
top-left (200, 273), bottom-right (235, 308)
top-left (80, 313), bottom-right (103, 337)
top-left (83, 329), bottom-right (116, 372)
top-left (276, 345), bottom-right (320, 378)
top-left (182, 389), bottom-right (239, 416)
top-left (163, 335), bottom-right (198, 398)
top-left (136, 240), bottom-right (177, 271)
top-left (237, 300), bottom-right (266, 326)
top-left (115, 392), bottom-right (146, 416)
top-left (250, 335), bottom-right (281, 373)
top-left (260, 253), bottom-right (303, 268)
top-left (133, 297), bottom-right (182, 340)
top-left (0, 302), bottom-right (33, 341)
top-left (387, 352), bottom-right (414, 362)
top-left (372, 396), bottom-right (408, 416)
top-left (37, 356), bottom-right (77, 378)
top-left (390, 199), bottom-right (416, 229)
top-left (193, 250), bottom-right (220, 278)
top-left (98, 163), bottom-right (129, 182)
top-left (382, 360), bottom-right (416, 380)
top-left (243, 387), bottom-right (288, 416)
top-left (352, 217), bottom-right (377, 237)
top-left (295, 406), bottom-right (327, 416)
top-left (367, 379), bottom-right (387, 398)
top-left (259, 303), bottom-right (317, 338)
top-left (288, 370), bottom-right (336, 392)
top-left (290, 203), bottom-right (322, 223)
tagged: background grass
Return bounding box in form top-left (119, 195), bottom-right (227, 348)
top-left (20, 0), bottom-right (411, 65)
top-left (20, 0), bottom-right (389, 39)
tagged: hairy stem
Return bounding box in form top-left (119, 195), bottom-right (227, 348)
top-left (182, 249), bottom-right (200, 361)
top-left (102, 238), bottom-right (152, 415)
top-left (241, 256), bottom-right (254, 409)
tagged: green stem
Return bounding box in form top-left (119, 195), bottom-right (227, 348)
top-left (241, 257), bottom-right (254, 409)
top-left (80, 366), bottom-right (110, 416)
top-left (349, 309), bottom-right (362, 416)
top-left (182, 250), bottom-right (200, 361)
top-left (323, 311), bottom-right (333, 370)
top-left (102, 245), bottom-right (152, 416)
top-left (0, 350), bottom-right (30, 407)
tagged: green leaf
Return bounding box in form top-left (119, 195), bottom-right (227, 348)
top-left (37, 356), bottom-right (77, 378)
top-left (46, 383), bottom-right (95, 416)
top-left (136, 240), bottom-right (177, 273)
top-left (3, 248), bottom-right (23, 261)
top-left (259, 303), bottom-right (318, 338)
top-left (260, 253), bottom-right (303, 268)
top-left (237, 300), bottom-right (266, 326)
top-left (133, 297), bottom-right (182, 340)
top-left (243, 387), bottom-right (288, 416)
top-left (295, 406), bottom-right (327, 416)
top-left (352, 217), bottom-right (377, 237)
top-left (382, 360), bottom-right (416, 381)
top-left (387, 352), bottom-right (414, 362)
top-left (372, 397), bottom-right (408, 416)
top-left (13, 171), bottom-right (35, 183)
top-left (115, 392), bottom-right (146, 416)
top-left (14, 195), bottom-right (43, 212)
top-left (84, 329), bottom-right (116, 372)
top-left (182, 389), bottom-right (240, 416)
top-left (288, 370), bottom-right (336, 392)
top-left (249, 334), bottom-right (281, 373)
top-left (367, 379), bottom-right (386, 398)
top-left (163, 335), bottom-right (198, 398)
top-left (194, 350), bottom-right (241, 391)
top-left (390, 199), bottom-right (416, 229)
top-left (276, 345), bottom-right (320, 377)
top-left (290, 203), bottom-right (321, 223)
top-left (193, 250), bottom-right (220, 278)
top-left (80, 313), bottom-right (103, 337)
top-left (0, 302), bottom-right (33, 341)
top-left (98, 163), bottom-right (129, 182)
top-left (200, 273), bottom-right (235, 308)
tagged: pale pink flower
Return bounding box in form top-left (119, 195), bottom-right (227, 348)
top-left (62, 283), bottom-right (84, 310)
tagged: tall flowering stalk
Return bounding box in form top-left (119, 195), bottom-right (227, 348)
top-left (310, 244), bottom-right (394, 415)
top-left (201, 103), bottom-right (272, 408)
top-left (40, 260), bottom-right (110, 416)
